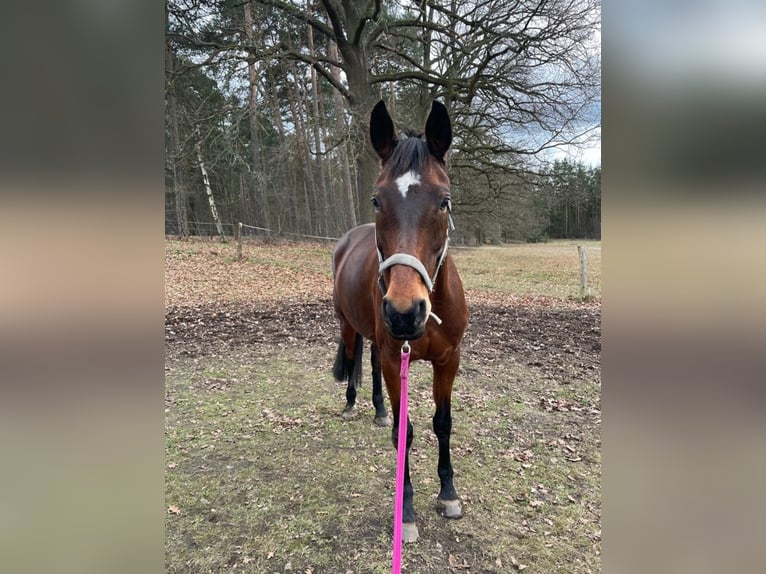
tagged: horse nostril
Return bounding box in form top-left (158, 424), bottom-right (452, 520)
top-left (418, 299), bottom-right (427, 319)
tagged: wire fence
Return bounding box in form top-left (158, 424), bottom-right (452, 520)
top-left (242, 223), bottom-right (340, 242)
top-left (166, 219), bottom-right (595, 299)
top-left (165, 219), bottom-right (341, 242)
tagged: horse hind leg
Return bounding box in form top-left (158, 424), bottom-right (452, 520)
top-left (370, 343), bottom-right (391, 427)
top-left (334, 330), bottom-right (363, 419)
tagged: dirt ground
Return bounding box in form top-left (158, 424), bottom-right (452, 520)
top-left (165, 239), bottom-right (601, 573)
top-left (166, 297), bottom-right (600, 386)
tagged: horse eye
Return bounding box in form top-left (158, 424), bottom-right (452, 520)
top-left (440, 198), bottom-right (451, 212)
top-left (371, 196), bottom-right (381, 210)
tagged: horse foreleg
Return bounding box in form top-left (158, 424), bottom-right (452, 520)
top-left (391, 418), bottom-right (417, 542)
top-left (370, 343), bottom-right (391, 426)
top-left (432, 351), bottom-right (463, 519)
top-left (383, 355), bottom-right (418, 542)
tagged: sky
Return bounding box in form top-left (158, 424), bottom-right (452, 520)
top-left (542, 121), bottom-right (602, 167)
top-left (548, 134), bottom-right (602, 167)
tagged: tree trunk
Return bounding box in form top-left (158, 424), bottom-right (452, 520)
top-left (418, 0), bottom-right (434, 121)
top-left (320, 1), bottom-right (378, 224)
top-left (195, 136), bottom-right (225, 241)
top-left (307, 1), bottom-right (330, 236)
top-left (328, 39), bottom-right (357, 231)
top-left (239, 172), bottom-right (247, 225)
top-left (316, 79), bottom-right (340, 236)
top-left (243, 1), bottom-right (270, 229)
top-left (165, 32), bottom-right (188, 238)
top-left (346, 74), bottom-right (377, 225)
top-left (285, 70), bottom-right (314, 234)
top-left (265, 65), bottom-right (294, 235)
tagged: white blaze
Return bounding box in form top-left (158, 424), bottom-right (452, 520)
top-left (395, 171), bottom-right (420, 198)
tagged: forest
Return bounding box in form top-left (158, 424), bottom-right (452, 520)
top-left (165, 0), bottom-right (601, 243)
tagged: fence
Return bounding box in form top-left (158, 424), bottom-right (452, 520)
top-left (164, 219), bottom-right (341, 243)
top-left (167, 219), bottom-right (595, 299)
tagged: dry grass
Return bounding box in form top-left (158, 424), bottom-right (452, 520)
top-left (165, 237), bottom-right (601, 573)
top-left (165, 237), bottom-right (601, 308)
top-left (165, 239), bottom-right (334, 307)
top-left (452, 241), bottom-right (601, 303)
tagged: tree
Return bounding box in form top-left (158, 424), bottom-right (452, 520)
top-left (165, 7), bottom-right (189, 237)
top-left (165, 0), bottom-right (601, 239)
top-left (540, 159), bottom-right (600, 239)
top-left (242, 0), bottom-right (271, 230)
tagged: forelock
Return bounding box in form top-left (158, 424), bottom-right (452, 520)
top-left (386, 133), bottom-right (429, 179)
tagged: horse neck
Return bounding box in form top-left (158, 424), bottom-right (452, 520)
top-left (432, 254), bottom-right (459, 302)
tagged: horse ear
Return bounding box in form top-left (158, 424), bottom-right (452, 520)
top-left (425, 100), bottom-right (452, 162)
top-left (370, 100), bottom-right (397, 163)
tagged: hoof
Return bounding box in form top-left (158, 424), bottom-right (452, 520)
top-left (402, 522), bottom-right (419, 543)
top-left (341, 407), bottom-right (356, 420)
top-left (436, 498), bottom-right (463, 519)
top-left (374, 415), bottom-right (392, 427)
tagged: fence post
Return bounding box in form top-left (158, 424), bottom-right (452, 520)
top-left (578, 245), bottom-right (588, 300)
top-left (237, 222), bottom-right (243, 260)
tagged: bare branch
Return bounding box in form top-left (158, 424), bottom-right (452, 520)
top-left (319, 0), bottom-right (347, 46)
top-left (279, 48), bottom-right (350, 99)
top-left (254, 0), bottom-right (336, 39)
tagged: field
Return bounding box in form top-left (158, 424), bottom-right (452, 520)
top-left (165, 238), bottom-right (601, 573)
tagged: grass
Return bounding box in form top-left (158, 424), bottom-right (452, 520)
top-left (165, 237), bottom-right (600, 307)
top-left (166, 349), bottom-right (600, 573)
top-left (166, 238), bottom-right (601, 573)
top-left (452, 240), bottom-right (601, 301)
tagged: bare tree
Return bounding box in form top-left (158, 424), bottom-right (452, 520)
top-left (165, 0), bottom-right (600, 238)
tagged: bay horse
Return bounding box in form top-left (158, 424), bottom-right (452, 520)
top-left (332, 100), bottom-right (468, 542)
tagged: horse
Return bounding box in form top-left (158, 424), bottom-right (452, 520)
top-left (331, 100), bottom-right (468, 543)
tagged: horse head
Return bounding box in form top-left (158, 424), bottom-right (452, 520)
top-left (369, 100), bottom-right (454, 341)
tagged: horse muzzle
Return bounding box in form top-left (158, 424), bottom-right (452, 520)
top-left (382, 297), bottom-right (428, 340)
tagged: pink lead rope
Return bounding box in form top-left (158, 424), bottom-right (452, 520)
top-left (391, 341), bottom-right (411, 574)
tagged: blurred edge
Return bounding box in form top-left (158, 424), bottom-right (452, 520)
top-left (0, 1), bottom-right (164, 573)
top-left (0, 191), bottom-right (165, 574)
top-left (603, 0), bottom-right (766, 573)
top-left (0, 0), bottom-right (764, 573)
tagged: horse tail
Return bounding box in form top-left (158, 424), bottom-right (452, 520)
top-left (332, 334), bottom-right (364, 389)
top-left (333, 338), bottom-right (347, 381)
